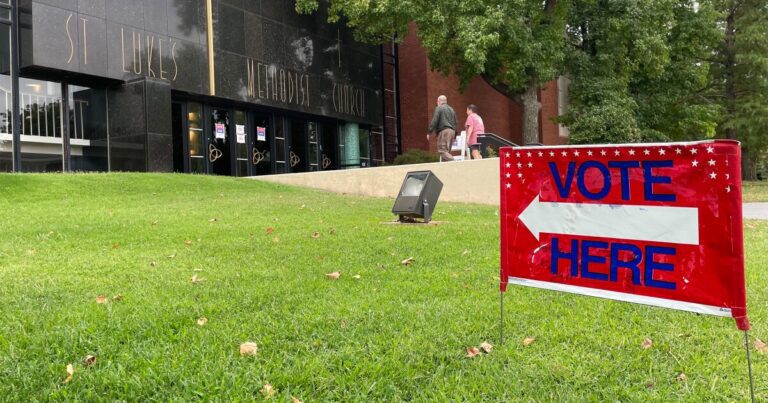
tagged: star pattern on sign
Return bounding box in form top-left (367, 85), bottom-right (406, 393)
top-left (500, 142), bottom-right (735, 196)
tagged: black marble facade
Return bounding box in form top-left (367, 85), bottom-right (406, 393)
top-left (18, 0), bottom-right (383, 126)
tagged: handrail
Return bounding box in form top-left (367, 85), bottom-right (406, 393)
top-left (477, 133), bottom-right (518, 158)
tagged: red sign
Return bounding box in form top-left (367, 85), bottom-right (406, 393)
top-left (500, 140), bottom-right (749, 330)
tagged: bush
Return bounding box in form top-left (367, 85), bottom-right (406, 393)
top-left (393, 149), bottom-right (439, 165)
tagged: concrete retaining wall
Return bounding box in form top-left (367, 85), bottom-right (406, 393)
top-left (251, 159), bottom-right (501, 205)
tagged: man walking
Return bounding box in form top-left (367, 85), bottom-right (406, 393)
top-left (426, 95), bottom-right (457, 161)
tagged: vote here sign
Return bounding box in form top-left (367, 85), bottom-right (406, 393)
top-left (499, 140), bottom-right (749, 330)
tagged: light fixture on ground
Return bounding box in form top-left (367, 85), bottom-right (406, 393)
top-left (392, 170), bottom-right (443, 223)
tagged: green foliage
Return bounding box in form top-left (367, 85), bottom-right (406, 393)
top-left (563, 0), bottom-right (721, 144)
top-left (0, 173), bottom-right (766, 401)
top-left (392, 148), bottom-right (439, 165)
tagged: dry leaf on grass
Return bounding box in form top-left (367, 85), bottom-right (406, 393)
top-left (326, 271), bottom-right (341, 280)
top-left (167, 253), bottom-right (176, 259)
top-left (191, 275), bottom-right (205, 284)
top-left (184, 240), bottom-right (193, 246)
top-left (311, 231), bottom-right (321, 239)
top-left (401, 257), bottom-right (415, 266)
top-left (352, 274), bottom-right (361, 279)
top-left (272, 237), bottom-right (280, 243)
top-left (299, 204), bottom-right (306, 209)
top-left (266, 227), bottom-right (274, 234)
top-left (63, 364), bottom-right (74, 383)
top-left (329, 228), bottom-right (336, 235)
top-left (523, 336), bottom-right (536, 346)
top-left (755, 338), bottom-right (768, 354)
top-left (291, 397), bottom-right (303, 403)
top-left (260, 383), bottom-right (276, 398)
top-left (95, 295), bottom-right (108, 304)
top-left (208, 218), bottom-right (218, 222)
top-left (83, 355), bottom-right (96, 367)
top-left (479, 341), bottom-right (493, 354)
top-left (239, 342), bottom-right (258, 356)
top-left (111, 243), bottom-right (120, 249)
top-left (641, 338), bottom-right (653, 349)
top-left (151, 220), bottom-right (158, 226)
top-left (149, 261), bottom-right (157, 267)
top-left (677, 373), bottom-right (687, 381)
top-left (462, 249), bottom-right (470, 256)
top-left (197, 317), bottom-right (208, 326)
top-left (466, 347), bottom-right (481, 358)
top-left (112, 294), bottom-right (123, 301)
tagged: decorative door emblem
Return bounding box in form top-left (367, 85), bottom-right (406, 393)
top-left (322, 154), bottom-right (332, 169)
top-left (209, 144), bottom-right (223, 162)
top-left (289, 151), bottom-right (301, 167)
top-left (253, 148), bottom-right (265, 165)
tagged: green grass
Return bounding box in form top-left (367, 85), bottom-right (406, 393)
top-left (744, 181), bottom-right (768, 202)
top-left (0, 173), bottom-right (766, 401)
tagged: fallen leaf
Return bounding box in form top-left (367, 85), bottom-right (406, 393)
top-left (261, 383), bottom-right (276, 398)
top-left (197, 317), bottom-right (208, 326)
top-left (191, 274), bottom-right (205, 284)
top-left (311, 231), bottom-right (321, 239)
top-left (112, 294), bottom-right (123, 301)
top-left (193, 268), bottom-right (203, 272)
top-left (95, 295), bottom-right (108, 304)
top-left (83, 355), bottom-right (96, 367)
top-left (755, 338), bottom-right (768, 354)
top-left (401, 257), bottom-right (414, 266)
top-left (462, 249), bottom-right (470, 256)
top-left (646, 383), bottom-right (654, 389)
top-left (451, 272), bottom-right (459, 278)
top-left (641, 338), bottom-right (653, 349)
top-left (184, 240), bottom-right (193, 246)
top-left (209, 218), bottom-right (218, 222)
top-left (239, 342), bottom-right (258, 356)
top-left (329, 228), bottom-right (336, 235)
top-left (149, 261), bottom-right (157, 267)
top-left (291, 397), bottom-right (303, 403)
top-left (386, 237), bottom-right (393, 241)
top-left (266, 227), bottom-right (274, 234)
top-left (63, 364), bottom-right (74, 383)
top-left (677, 373), bottom-right (687, 381)
top-left (466, 347), bottom-right (481, 358)
top-left (326, 271), bottom-right (341, 280)
top-left (479, 341), bottom-right (493, 353)
top-left (523, 336), bottom-right (535, 346)
top-left (272, 237), bottom-right (280, 243)
top-left (167, 253), bottom-right (176, 259)
top-left (111, 243), bottom-right (120, 249)
top-left (352, 274), bottom-right (361, 279)
top-left (151, 220), bottom-right (158, 226)
top-left (299, 204), bottom-right (306, 209)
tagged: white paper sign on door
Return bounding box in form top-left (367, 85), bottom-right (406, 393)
top-left (236, 124), bottom-right (246, 143)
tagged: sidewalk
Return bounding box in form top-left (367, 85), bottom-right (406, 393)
top-left (744, 203), bottom-right (768, 220)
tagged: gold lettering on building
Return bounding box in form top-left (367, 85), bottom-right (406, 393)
top-left (80, 18), bottom-right (88, 65)
top-left (246, 58), bottom-right (309, 107)
top-left (119, 27), bottom-right (180, 82)
top-left (65, 14), bottom-right (74, 64)
top-left (332, 83), bottom-right (366, 118)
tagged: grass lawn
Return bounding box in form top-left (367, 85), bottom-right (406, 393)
top-left (0, 173), bottom-right (766, 401)
top-left (744, 181), bottom-right (768, 202)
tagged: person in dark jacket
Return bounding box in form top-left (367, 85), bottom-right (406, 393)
top-left (426, 95), bottom-right (457, 161)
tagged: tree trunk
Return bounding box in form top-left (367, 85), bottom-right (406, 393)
top-left (521, 82), bottom-right (541, 145)
top-left (724, 6), bottom-right (737, 141)
top-left (742, 147), bottom-right (758, 180)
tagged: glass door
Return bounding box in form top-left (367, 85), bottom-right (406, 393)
top-left (287, 117), bottom-right (307, 173)
top-left (209, 108), bottom-right (232, 176)
top-left (252, 112), bottom-right (272, 175)
top-left (187, 102), bottom-right (205, 173)
top-left (233, 110), bottom-right (248, 177)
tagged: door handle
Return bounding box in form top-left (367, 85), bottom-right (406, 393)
top-left (289, 151), bottom-right (300, 167)
top-left (252, 148), bottom-right (265, 165)
top-left (209, 144), bottom-right (223, 162)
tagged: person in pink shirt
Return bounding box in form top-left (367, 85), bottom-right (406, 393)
top-left (464, 104), bottom-right (485, 159)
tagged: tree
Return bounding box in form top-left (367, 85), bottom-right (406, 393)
top-left (710, 0), bottom-right (768, 179)
top-left (562, 0), bottom-right (721, 144)
top-left (295, 0), bottom-right (568, 145)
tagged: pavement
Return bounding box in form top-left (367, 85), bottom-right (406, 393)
top-left (744, 203), bottom-right (768, 220)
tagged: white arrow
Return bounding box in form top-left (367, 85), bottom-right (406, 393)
top-left (518, 196), bottom-right (699, 245)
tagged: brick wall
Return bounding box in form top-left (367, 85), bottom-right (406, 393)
top-left (398, 25), bottom-right (564, 154)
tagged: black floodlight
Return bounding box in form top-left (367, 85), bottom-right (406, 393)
top-left (392, 170), bottom-right (443, 223)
